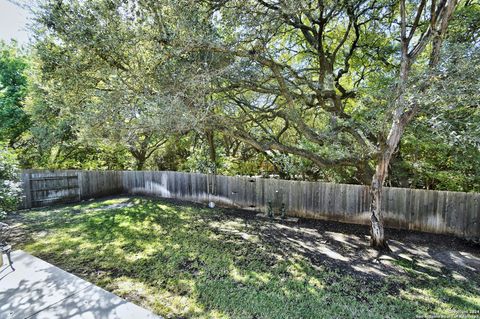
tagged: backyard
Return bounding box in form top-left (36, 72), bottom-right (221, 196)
top-left (6, 196), bottom-right (480, 319)
top-left (1, 1), bottom-right (480, 318)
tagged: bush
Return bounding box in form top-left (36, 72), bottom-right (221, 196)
top-left (0, 145), bottom-right (21, 218)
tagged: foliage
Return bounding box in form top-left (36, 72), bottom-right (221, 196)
top-left (0, 41), bottom-right (30, 146)
top-left (0, 145), bottom-right (21, 218)
top-left (9, 197), bottom-right (480, 318)
top-left (183, 140), bottom-right (218, 174)
top-left (387, 43), bottom-right (480, 191)
top-left (27, 0), bottom-right (220, 169)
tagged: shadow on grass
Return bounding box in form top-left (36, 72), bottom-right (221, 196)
top-left (9, 196), bottom-right (480, 319)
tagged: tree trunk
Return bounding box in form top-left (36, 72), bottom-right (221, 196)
top-left (370, 180), bottom-right (387, 249)
top-left (135, 157), bottom-right (146, 170)
top-left (369, 0), bottom-right (411, 250)
top-left (370, 154), bottom-right (392, 251)
top-left (131, 150), bottom-right (147, 170)
top-left (205, 130), bottom-right (217, 195)
top-left (206, 130), bottom-right (217, 174)
top-left (370, 103), bottom-right (416, 250)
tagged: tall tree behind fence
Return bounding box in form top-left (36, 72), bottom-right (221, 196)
top-left (19, 170), bottom-right (480, 239)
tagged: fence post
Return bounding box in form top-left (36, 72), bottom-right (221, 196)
top-left (20, 171), bottom-right (32, 209)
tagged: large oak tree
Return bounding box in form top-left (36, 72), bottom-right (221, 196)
top-left (193, 0), bottom-right (459, 249)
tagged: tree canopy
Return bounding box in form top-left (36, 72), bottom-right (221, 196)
top-left (5, 0), bottom-right (475, 189)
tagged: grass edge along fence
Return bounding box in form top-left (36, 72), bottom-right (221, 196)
top-left (19, 169), bottom-right (480, 240)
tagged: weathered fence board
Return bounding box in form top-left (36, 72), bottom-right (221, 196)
top-left (21, 170), bottom-right (79, 208)
top-left (18, 170), bottom-right (480, 239)
top-left (20, 170), bottom-right (123, 208)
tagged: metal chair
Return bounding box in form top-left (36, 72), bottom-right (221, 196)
top-left (0, 222), bottom-right (14, 271)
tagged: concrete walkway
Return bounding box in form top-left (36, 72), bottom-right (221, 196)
top-left (0, 251), bottom-right (161, 319)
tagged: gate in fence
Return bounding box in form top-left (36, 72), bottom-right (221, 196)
top-left (23, 173), bottom-right (80, 208)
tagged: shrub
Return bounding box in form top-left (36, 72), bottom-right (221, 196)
top-left (0, 145), bottom-right (21, 218)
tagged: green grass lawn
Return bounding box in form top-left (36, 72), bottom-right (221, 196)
top-left (8, 197), bottom-right (480, 319)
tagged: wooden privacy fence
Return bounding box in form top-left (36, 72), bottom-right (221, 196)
top-left (19, 170), bottom-right (480, 239)
top-left (20, 170), bottom-right (123, 208)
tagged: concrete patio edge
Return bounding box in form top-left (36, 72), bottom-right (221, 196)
top-left (0, 250), bottom-right (162, 319)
